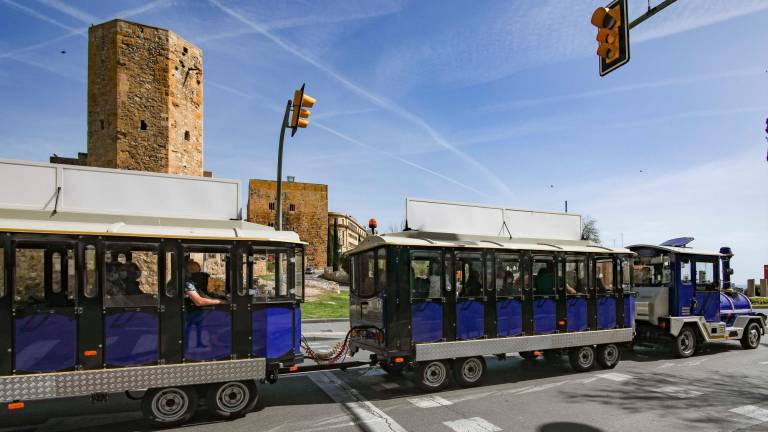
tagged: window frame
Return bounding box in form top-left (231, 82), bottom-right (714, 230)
top-left (693, 258), bottom-right (718, 291)
top-left (357, 250), bottom-right (377, 299)
top-left (594, 255), bottom-right (617, 294)
top-left (531, 254), bottom-right (557, 297)
top-left (679, 255), bottom-right (692, 285)
top-left (0, 240), bottom-right (5, 299)
top-left (409, 249), bottom-right (444, 301)
top-left (12, 240), bottom-right (78, 309)
top-left (564, 254), bottom-right (588, 296)
top-left (248, 245), bottom-right (293, 303)
top-left (495, 253), bottom-right (523, 298)
top-left (103, 241), bottom-right (161, 309)
top-left (455, 251), bottom-right (484, 299)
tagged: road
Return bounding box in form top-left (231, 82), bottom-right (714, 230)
top-left (3, 328), bottom-right (768, 432)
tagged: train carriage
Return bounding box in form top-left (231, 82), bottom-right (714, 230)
top-left (347, 229), bottom-right (637, 390)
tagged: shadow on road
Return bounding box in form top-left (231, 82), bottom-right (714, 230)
top-left (538, 422), bottom-right (605, 432)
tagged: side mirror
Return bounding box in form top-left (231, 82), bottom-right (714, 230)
top-left (727, 268), bottom-right (734, 275)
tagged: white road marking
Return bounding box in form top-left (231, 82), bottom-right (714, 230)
top-left (408, 395), bottom-right (453, 408)
top-left (517, 380), bottom-right (570, 394)
top-left (444, 417), bottom-right (502, 432)
top-left (309, 371), bottom-right (408, 432)
top-left (730, 405), bottom-right (768, 422)
top-left (759, 361), bottom-right (768, 365)
top-left (652, 386), bottom-right (704, 399)
top-left (376, 382), bottom-right (401, 390)
top-left (579, 377), bottom-right (599, 384)
top-left (656, 363), bottom-right (676, 369)
top-left (597, 372), bottom-right (633, 382)
top-left (684, 358), bottom-right (708, 366)
top-left (451, 391), bottom-right (497, 403)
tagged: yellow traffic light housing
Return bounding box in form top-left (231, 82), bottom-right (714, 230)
top-left (591, 0), bottom-right (630, 76)
top-left (290, 84), bottom-right (316, 136)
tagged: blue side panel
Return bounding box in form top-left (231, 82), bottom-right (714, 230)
top-left (294, 305), bottom-right (301, 354)
top-left (184, 309), bottom-right (231, 361)
top-left (597, 297), bottom-right (617, 329)
top-left (266, 306), bottom-right (293, 359)
top-left (624, 295), bottom-right (635, 328)
top-left (412, 302), bottom-right (442, 343)
top-left (14, 313), bottom-right (76, 372)
top-left (105, 311), bottom-right (159, 366)
top-left (457, 300), bottom-right (484, 340)
top-left (497, 299), bottom-right (522, 337)
top-left (675, 284), bottom-right (695, 316)
top-left (533, 299), bottom-right (556, 334)
top-left (252, 308), bottom-right (267, 357)
top-left (694, 292), bottom-right (720, 322)
top-left (566, 298), bottom-right (588, 332)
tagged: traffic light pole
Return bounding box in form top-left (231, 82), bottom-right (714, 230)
top-left (275, 99), bottom-right (292, 231)
top-left (628, 0), bottom-right (678, 30)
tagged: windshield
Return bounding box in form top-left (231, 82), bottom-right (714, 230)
top-left (633, 253), bottom-right (671, 287)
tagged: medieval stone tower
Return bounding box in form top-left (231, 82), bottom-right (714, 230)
top-left (87, 19), bottom-right (203, 176)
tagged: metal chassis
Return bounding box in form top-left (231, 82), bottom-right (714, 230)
top-left (0, 358), bottom-right (265, 403)
top-left (663, 314), bottom-right (767, 341)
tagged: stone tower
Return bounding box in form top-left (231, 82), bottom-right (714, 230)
top-left (87, 19), bottom-right (203, 176)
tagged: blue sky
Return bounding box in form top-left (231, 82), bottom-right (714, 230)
top-left (0, 0), bottom-right (766, 283)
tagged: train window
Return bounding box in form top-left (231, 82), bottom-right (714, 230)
top-left (14, 248), bottom-right (44, 305)
top-left (633, 253), bottom-right (670, 286)
top-left (294, 249), bottom-right (304, 298)
top-left (595, 257), bottom-right (615, 293)
top-left (84, 245), bottom-right (97, 298)
top-left (532, 255), bottom-right (556, 296)
top-left (67, 249), bottom-right (76, 297)
top-left (679, 257), bottom-right (692, 283)
top-left (410, 250), bottom-right (442, 300)
top-left (187, 250), bottom-right (229, 301)
top-left (51, 252), bottom-right (62, 294)
top-left (377, 248), bottom-right (386, 292)
top-left (621, 258), bottom-right (632, 290)
top-left (358, 251), bottom-right (376, 298)
top-left (251, 251), bottom-right (275, 301)
top-left (456, 252), bottom-right (483, 298)
top-left (495, 254), bottom-right (522, 297)
top-left (695, 260), bottom-right (715, 290)
top-left (565, 256), bottom-right (587, 294)
top-left (165, 250), bottom-right (177, 298)
top-left (0, 247), bottom-right (4, 298)
top-left (240, 253), bottom-right (249, 296)
top-left (278, 252), bottom-right (288, 297)
top-left (105, 247), bottom-right (159, 308)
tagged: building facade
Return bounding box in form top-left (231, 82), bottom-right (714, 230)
top-left (247, 179), bottom-right (328, 268)
top-left (86, 19), bottom-right (203, 176)
top-left (328, 212), bottom-right (368, 254)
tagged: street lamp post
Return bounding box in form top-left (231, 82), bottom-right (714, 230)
top-left (275, 100), bottom-right (291, 230)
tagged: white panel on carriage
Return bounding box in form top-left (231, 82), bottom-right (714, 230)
top-left (0, 160), bottom-right (58, 211)
top-left (503, 209), bottom-right (582, 241)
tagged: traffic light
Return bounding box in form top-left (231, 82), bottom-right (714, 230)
top-left (591, 0), bottom-right (630, 76)
top-left (290, 83), bottom-right (316, 136)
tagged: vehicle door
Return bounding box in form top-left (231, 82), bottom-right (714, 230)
top-left (250, 247), bottom-right (294, 360)
top-left (455, 251), bottom-right (485, 340)
top-left (409, 249), bottom-right (444, 343)
top-left (12, 239), bottom-right (78, 372)
top-left (564, 255), bottom-right (589, 332)
top-left (692, 257), bottom-right (720, 322)
top-left (495, 253), bottom-right (524, 337)
top-left (675, 254), bottom-right (695, 317)
top-left (595, 256), bottom-right (619, 329)
top-left (531, 254), bottom-right (557, 334)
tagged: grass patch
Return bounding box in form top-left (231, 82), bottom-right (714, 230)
top-left (302, 291), bottom-right (349, 319)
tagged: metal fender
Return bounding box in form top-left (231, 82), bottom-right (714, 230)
top-left (668, 317), bottom-right (708, 339)
top-left (734, 315), bottom-right (767, 335)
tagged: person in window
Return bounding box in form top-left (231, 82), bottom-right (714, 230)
top-left (463, 269), bottom-right (482, 297)
top-left (122, 261), bottom-right (143, 297)
top-left (428, 264), bottom-right (442, 299)
top-left (534, 264), bottom-right (555, 295)
top-left (184, 260), bottom-right (225, 306)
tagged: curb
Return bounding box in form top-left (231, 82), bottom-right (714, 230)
top-left (303, 318), bottom-right (349, 323)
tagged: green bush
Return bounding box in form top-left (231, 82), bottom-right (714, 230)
top-left (749, 297), bottom-right (768, 305)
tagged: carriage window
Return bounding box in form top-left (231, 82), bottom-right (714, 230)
top-left (695, 260), bottom-right (715, 290)
top-left (165, 250), bottom-right (177, 298)
top-left (410, 250), bottom-right (442, 300)
top-left (456, 252), bottom-right (483, 298)
top-left (358, 251), bottom-right (376, 298)
top-left (240, 253), bottom-right (249, 296)
top-left (680, 257), bottom-right (692, 283)
top-left (51, 252), bottom-right (62, 294)
top-left (105, 247), bottom-right (159, 308)
top-left (251, 250), bottom-right (290, 301)
top-left (377, 248), bottom-right (386, 291)
top-left (14, 248), bottom-right (44, 305)
top-left (633, 253), bottom-right (670, 287)
top-left (294, 249), bottom-right (304, 298)
top-left (596, 257), bottom-right (615, 293)
top-left (67, 249), bottom-right (76, 297)
top-left (565, 256), bottom-right (587, 294)
top-left (621, 258), bottom-right (632, 290)
top-left (495, 254), bottom-right (522, 297)
top-left (278, 252), bottom-right (288, 297)
top-left (0, 247), bottom-right (4, 298)
top-left (84, 245), bottom-right (97, 298)
top-left (532, 256), bottom-right (556, 296)
top-left (187, 251), bottom-right (229, 301)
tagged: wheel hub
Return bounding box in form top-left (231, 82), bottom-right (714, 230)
top-left (216, 383), bottom-right (248, 412)
top-left (462, 359), bottom-right (482, 382)
top-left (153, 389), bottom-right (188, 421)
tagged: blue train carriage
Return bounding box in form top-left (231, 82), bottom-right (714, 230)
top-left (0, 208), bottom-right (305, 426)
top-left (347, 230), bottom-right (637, 391)
top-left (629, 237), bottom-right (766, 358)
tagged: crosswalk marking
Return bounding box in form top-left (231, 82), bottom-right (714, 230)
top-left (408, 395), bottom-right (453, 408)
top-left (444, 417), bottom-right (502, 432)
top-left (376, 382), bottom-right (401, 390)
top-left (597, 372), bottom-right (633, 382)
top-left (730, 405), bottom-right (768, 422)
top-left (652, 386), bottom-right (704, 399)
top-left (517, 380), bottom-right (570, 394)
top-left (758, 361), bottom-right (768, 365)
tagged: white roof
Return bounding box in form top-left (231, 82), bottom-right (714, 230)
top-left (627, 244), bottom-right (722, 257)
top-left (0, 208), bottom-right (303, 244)
top-left (350, 231), bottom-right (633, 255)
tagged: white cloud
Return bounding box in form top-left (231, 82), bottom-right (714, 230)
top-left (35, 0), bottom-right (99, 24)
top-left (1, 0), bottom-right (82, 34)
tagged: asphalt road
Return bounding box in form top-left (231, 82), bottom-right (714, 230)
top-left (3, 329), bottom-right (768, 432)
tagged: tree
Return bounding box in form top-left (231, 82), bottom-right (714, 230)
top-left (581, 216), bottom-right (601, 244)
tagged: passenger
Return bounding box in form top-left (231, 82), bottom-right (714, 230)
top-left (464, 269), bottom-right (482, 297)
top-left (428, 265), bottom-right (442, 298)
top-left (122, 262), bottom-right (143, 297)
top-left (534, 265), bottom-right (555, 296)
top-left (184, 260), bottom-right (226, 306)
top-left (105, 261), bottom-right (127, 300)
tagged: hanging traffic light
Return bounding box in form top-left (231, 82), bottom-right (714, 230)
top-left (290, 83), bottom-right (316, 136)
top-left (591, 0), bottom-right (630, 76)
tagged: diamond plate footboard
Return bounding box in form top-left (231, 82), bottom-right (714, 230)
top-left (0, 358), bottom-right (266, 402)
top-left (415, 328), bottom-right (634, 361)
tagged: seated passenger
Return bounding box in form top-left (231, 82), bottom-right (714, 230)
top-left (428, 266), bottom-right (442, 299)
top-left (184, 260), bottom-right (226, 307)
top-left (463, 269), bottom-right (482, 297)
top-left (122, 262), bottom-right (143, 296)
top-left (534, 266), bottom-right (555, 296)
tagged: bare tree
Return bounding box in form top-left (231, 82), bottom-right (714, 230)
top-left (581, 216), bottom-right (601, 244)
top-left (384, 219), bottom-right (406, 233)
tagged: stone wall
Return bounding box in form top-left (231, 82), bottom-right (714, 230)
top-left (87, 19), bottom-right (203, 176)
top-left (247, 180), bottom-right (328, 268)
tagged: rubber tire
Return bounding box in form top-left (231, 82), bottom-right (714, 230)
top-left (415, 360), bottom-right (450, 392)
top-left (596, 344), bottom-right (621, 369)
top-left (141, 386), bottom-right (198, 427)
top-left (519, 351), bottom-right (539, 361)
top-left (740, 322), bottom-right (761, 350)
top-left (381, 363), bottom-right (405, 376)
top-left (453, 357), bottom-right (486, 388)
top-left (568, 346), bottom-right (596, 372)
top-left (206, 380), bottom-right (259, 419)
top-left (672, 326), bottom-right (697, 358)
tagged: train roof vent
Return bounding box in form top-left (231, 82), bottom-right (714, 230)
top-left (660, 237), bottom-right (694, 247)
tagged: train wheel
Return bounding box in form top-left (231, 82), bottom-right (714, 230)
top-left (568, 346), bottom-right (596, 372)
top-left (206, 380), bottom-right (259, 419)
top-left (453, 357), bottom-right (486, 388)
top-left (672, 326), bottom-right (697, 358)
top-left (596, 344), bottom-right (621, 369)
top-left (740, 322), bottom-right (761, 350)
top-left (416, 360), bottom-right (450, 392)
top-left (141, 386), bottom-right (198, 427)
